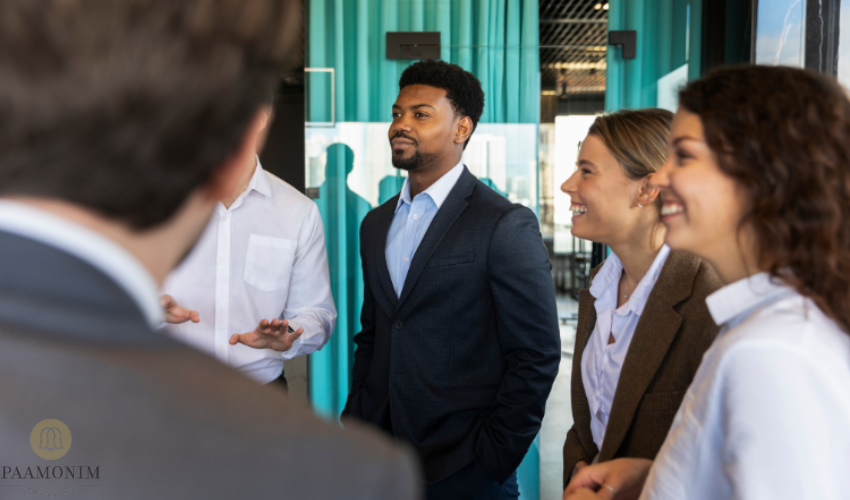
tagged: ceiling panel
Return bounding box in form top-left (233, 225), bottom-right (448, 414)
top-left (540, 0), bottom-right (608, 100)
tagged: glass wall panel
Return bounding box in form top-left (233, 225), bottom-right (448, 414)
top-left (755, 0), bottom-right (806, 67)
top-left (838, 0), bottom-right (850, 85)
top-left (307, 123), bottom-right (538, 211)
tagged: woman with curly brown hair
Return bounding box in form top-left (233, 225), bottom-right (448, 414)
top-left (564, 66), bottom-right (850, 500)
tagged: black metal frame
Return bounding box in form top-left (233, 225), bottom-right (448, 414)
top-left (702, 0), bottom-right (754, 73)
top-left (805, 0), bottom-right (841, 76)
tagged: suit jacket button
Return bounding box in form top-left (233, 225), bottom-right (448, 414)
top-left (393, 321), bottom-right (403, 330)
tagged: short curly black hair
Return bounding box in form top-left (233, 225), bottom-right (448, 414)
top-left (399, 60), bottom-right (485, 147)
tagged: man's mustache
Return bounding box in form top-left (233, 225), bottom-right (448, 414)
top-left (390, 131), bottom-right (418, 145)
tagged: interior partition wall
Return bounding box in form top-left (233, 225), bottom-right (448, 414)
top-left (606, 0), bottom-right (756, 112)
top-left (605, 0), bottom-right (701, 111)
top-left (306, 0), bottom-right (543, 496)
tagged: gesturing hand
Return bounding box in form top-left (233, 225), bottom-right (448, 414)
top-left (564, 458), bottom-right (653, 500)
top-left (229, 318), bottom-right (304, 352)
top-left (161, 294), bottom-right (200, 324)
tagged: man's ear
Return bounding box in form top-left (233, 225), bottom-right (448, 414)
top-left (454, 116), bottom-right (473, 146)
top-left (256, 105), bottom-right (274, 153)
top-left (204, 108), bottom-right (269, 202)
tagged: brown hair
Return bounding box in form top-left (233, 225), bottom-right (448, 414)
top-left (588, 108), bottom-right (674, 180)
top-left (0, 0), bottom-right (299, 229)
top-left (679, 66), bottom-right (850, 333)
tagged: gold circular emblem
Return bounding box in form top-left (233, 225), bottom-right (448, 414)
top-left (30, 419), bottom-right (72, 460)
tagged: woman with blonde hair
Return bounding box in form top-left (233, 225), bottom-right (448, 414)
top-left (561, 109), bottom-right (722, 490)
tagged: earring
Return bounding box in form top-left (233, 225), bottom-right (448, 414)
top-left (637, 203), bottom-right (644, 208)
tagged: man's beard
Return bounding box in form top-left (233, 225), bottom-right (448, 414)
top-left (391, 149), bottom-right (438, 171)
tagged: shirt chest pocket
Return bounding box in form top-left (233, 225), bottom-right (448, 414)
top-left (243, 234), bottom-right (297, 292)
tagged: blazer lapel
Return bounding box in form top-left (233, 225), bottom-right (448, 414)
top-left (597, 251), bottom-right (700, 461)
top-left (572, 288), bottom-right (600, 457)
top-left (374, 196), bottom-right (399, 314)
top-left (396, 168), bottom-right (476, 310)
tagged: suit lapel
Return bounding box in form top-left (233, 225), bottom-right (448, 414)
top-left (374, 196), bottom-right (399, 314)
top-left (598, 251), bottom-right (699, 461)
top-left (396, 168), bottom-right (475, 310)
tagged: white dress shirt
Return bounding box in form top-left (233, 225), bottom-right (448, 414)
top-left (0, 201), bottom-right (162, 327)
top-left (385, 160), bottom-right (464, 295)
top-left (163, 161), bottom-right (336, 384)
top-left (641, 272), bottom-right (850, 500)
top-left (582, 245), bottom-right (671, 451)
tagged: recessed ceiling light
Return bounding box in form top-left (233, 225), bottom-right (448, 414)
top-left (594, 3), bottom-right (602, 10)
top-left (603, 3), bottom-right (609, 10)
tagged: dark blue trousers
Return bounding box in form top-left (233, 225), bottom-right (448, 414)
top-left (425, 460), bottom-right (519, 500)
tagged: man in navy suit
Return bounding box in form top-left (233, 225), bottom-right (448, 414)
top-left (343, 60), bottom-right (561, 499)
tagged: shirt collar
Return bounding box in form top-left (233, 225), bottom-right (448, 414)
top-left (589, 244), bottom-right (671, 316)
top-left (395, 160), bottom-right (465, 213)
top-left (0, 201), bottom-right (163, 328)
top-left (589, 250), bottom-right (624, 304)
top-left (249, 157), bottom-right (272, 199)
top-left (705, 272), bottom-right (794, 327)
top-left (217, 157), bottom-right (270, 215)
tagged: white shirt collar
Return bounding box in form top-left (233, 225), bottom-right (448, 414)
top-left (395, 160), bottom-right (465, 213)
top-left (590, 244), bottom-right (671, 316)
top-left (705, 272), bottom-right (794, 327)
top-left (249, 158), bottom-right (272, 199)
top-left (217, 157), bottom-right (271, 216)
top-left (0, 200), bottom-right (163, 327)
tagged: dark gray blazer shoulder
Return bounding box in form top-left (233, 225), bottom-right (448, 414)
top-left (0, 231), bottom-right (421, 500)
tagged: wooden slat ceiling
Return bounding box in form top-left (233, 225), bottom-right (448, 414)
top-left (540, 0), bottom-right (608, 100)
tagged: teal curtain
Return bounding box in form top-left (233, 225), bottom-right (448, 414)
top-left (308, 0), bottom-right (539, 125)
top-left (605, 0), bottom-right (702, 111)
top-left (312, 144), bottom-right (372, 420)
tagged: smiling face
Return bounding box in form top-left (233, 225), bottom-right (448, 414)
top-left (560, 134), bottom-right (655, 246)
top-left (388, 84), bottom-right (468, 172)
top-left (651, 109), bottom-right (750, 269)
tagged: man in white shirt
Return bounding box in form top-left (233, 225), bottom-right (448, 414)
top-left (162, 111), bottom-right (336, 386)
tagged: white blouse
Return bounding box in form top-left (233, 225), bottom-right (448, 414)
top-left (642, 273), bottom-right (850, 500)
top-left (582, 245), bottom-right (671, 451)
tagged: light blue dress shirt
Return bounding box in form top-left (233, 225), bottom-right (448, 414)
top-left (385, 161), bottom-right (465, 297)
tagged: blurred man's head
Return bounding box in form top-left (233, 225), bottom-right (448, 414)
top-left (0, 0), bottom-right (297, 229)
top-left (226, 106), bottom-right (273, 200)
top-left (0, 0), bottom-right (297, 281)
top-left (389, 60), bottom-right (484, 173)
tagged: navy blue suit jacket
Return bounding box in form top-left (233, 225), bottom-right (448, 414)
top-left (343, 167), bottom-right (561, 483)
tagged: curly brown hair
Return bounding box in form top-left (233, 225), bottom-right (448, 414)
top-left (679, 66), bottom-right (850, 333)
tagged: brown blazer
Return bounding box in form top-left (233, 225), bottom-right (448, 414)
top-left (562, 250), bottom-right (722, 488)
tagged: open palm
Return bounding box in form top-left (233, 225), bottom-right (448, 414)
top-left (229, 318), bottom-right (303, 352)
